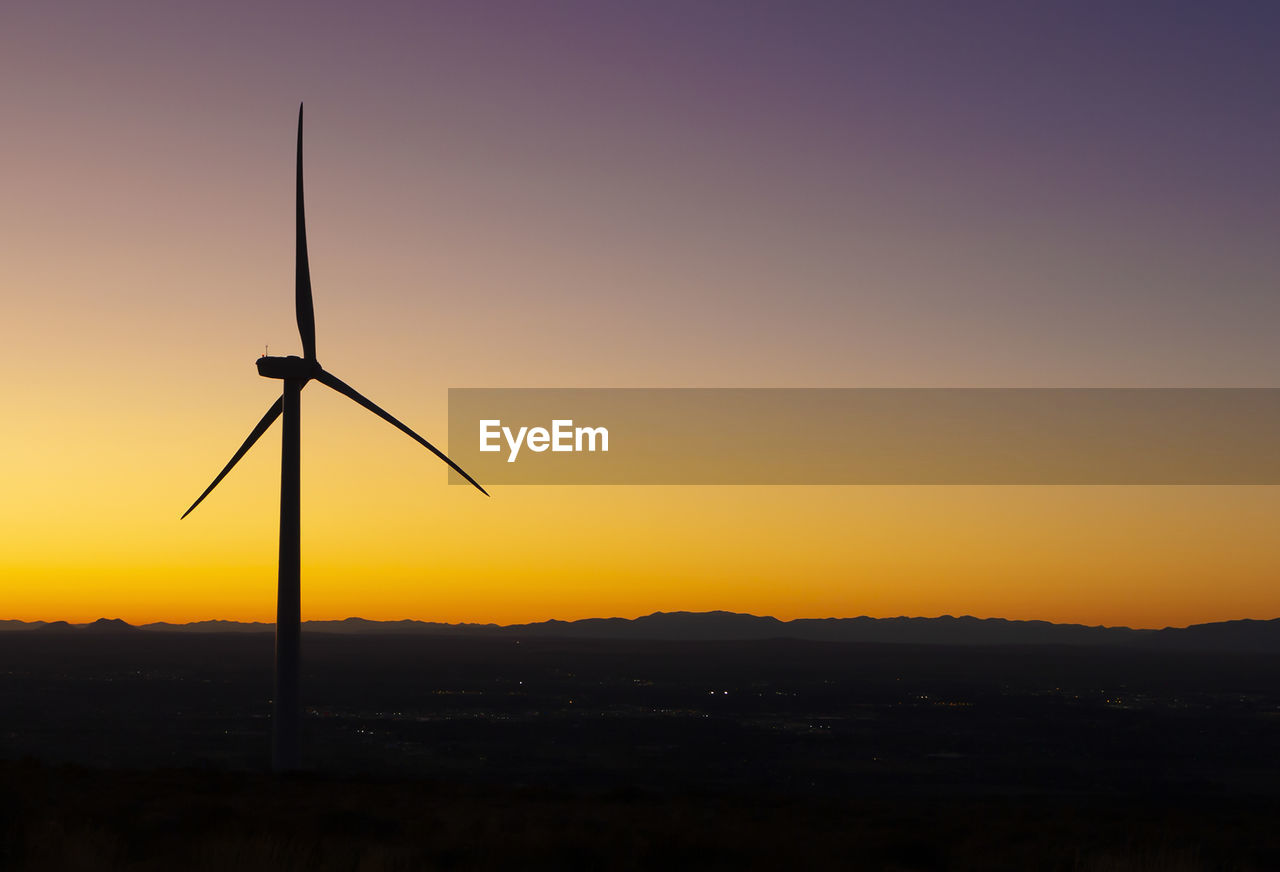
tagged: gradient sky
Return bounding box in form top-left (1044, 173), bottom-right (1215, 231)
top-left (3, 1), bottom-right (1279, 628)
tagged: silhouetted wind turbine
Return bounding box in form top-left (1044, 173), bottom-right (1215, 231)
top-left (182, 104), bottom-right (488, 773)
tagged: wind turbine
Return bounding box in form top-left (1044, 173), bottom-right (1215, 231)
top-left (182, 104), bottom-right (488, 772)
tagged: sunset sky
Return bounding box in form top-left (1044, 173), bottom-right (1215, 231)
top-left (3, 1), bottom-right (1279, 628)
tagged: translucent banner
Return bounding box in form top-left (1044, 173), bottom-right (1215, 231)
top-left (446, 389), bottom-right (1280, 485)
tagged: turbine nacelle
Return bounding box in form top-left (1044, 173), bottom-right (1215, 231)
top-left (256, 354), bottom-right (320, 381)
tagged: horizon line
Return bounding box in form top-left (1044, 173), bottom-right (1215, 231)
top-left (5, 610), bottom-right (1279, 633)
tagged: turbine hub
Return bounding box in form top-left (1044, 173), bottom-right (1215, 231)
top-left (257, 355), bottom-right (318, 380)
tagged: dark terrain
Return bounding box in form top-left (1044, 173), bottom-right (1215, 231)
top-left (3, 629), bottom-right (1280, 869)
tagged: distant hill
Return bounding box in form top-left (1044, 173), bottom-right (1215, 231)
top-left (0, 620), bottom-right (45, 631)
top-left (499, 611), bottom-right (1149, 645)
top-left (80, 618), bottom-right (138, 634)
top-left (1141, 618), bottom-right (1280, 653)
top-left (4, 611), bottom-right (1280, 651)
top-left (142, 619), bottom-right (273, 634)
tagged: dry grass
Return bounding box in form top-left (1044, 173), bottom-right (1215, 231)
top-left (2, 761), bottom-right (1276, 871)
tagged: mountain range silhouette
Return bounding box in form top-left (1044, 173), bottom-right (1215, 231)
top-left (4, 611), bottom-right (1280, 651)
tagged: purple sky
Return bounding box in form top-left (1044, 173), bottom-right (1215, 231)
top-left (5, 1), bottom-right (1277, 387)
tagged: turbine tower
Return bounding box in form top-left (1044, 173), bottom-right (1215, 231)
top-left (182, 104), bottom-right (488, 772)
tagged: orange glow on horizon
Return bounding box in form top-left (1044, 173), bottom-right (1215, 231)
top-left (5, 454), bottom-right (1278, 629)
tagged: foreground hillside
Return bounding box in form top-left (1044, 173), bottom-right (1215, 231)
top-left (4, 760), bottom-right (1280, 871)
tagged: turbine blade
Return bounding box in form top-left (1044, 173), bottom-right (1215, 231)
top-left (315, 369), bottom-right (489, 496)
top-left (295, 103), bottom-right (317, 361)
top-left (181, 396), bottom-right (285, 519)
